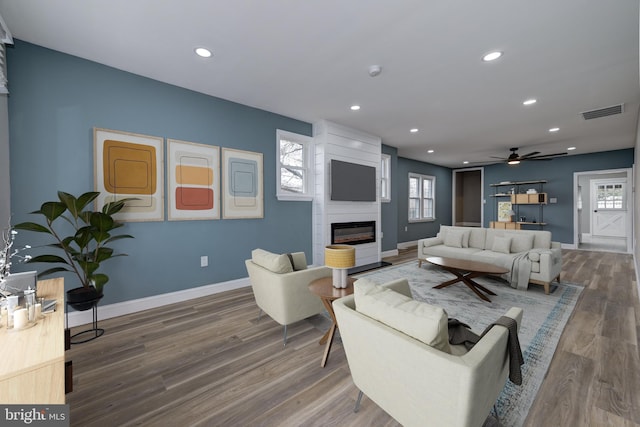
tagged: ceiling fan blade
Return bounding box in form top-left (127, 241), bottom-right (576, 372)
top-left (527, 157), bottom-right (553, 161)
top-left (490, 156), bottom-right (508, 160)
top-left (518, 151), bottom-right (541, 159)
top-left (528, 152), bottom-right (568, 159)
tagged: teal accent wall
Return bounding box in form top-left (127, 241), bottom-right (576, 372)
top-left (483, 148), bottom-right (634, 243)
top-left (7, 40), bottom-right (313, 305)
top-left (396, 157), bottom-right (453, 242)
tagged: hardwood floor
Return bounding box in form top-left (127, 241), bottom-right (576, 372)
top-left (66, 249), bottom-right (639, 426)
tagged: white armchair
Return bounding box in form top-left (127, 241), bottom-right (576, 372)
top-left (334, 278), bottom-right (523, 427)
top-left (245, 249), bottom-right (331, 345)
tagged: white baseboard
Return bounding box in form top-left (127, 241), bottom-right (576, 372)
top-left (397, 240), bottom-right (419, 250)
top-left (381, 249), bottom-right (399, 258)
top-left (67, 277), bottom-right (251, 328)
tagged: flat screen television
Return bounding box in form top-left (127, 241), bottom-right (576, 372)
top-left (330, 159), bottom-right (377, 202)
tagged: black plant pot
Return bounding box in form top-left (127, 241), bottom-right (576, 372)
top-left (66, 286), bottom-right (103, 311)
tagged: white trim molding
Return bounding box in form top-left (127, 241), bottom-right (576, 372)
top-left (67, 277), bottom-right (251, 328)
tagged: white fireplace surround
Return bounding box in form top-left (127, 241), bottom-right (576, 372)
top-left (312, 121), bottom-right (382, 267)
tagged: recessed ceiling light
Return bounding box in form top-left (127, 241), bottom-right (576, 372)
top-left (350, 105), bottom-right (361, 111)
top-left (410, 128), bottom-right (419, 133)
top-left (549, 127), bottom-right (560, 132)
top-left (482, 51), bottom-right (503, 62)
top-left (427, 149), bottom-right (434, 153)
top-left (463, 161), bottom-right (469, 164)
top-left (567, 146), bottom-right (576, 151)
top-left (194, 47), bottom-right (212, 58)
top-left (523, 99), bottom-right (537, 106)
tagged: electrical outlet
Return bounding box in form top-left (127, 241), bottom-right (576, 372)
top-left (200, 256), bottom-right (208, 267)
top-left (404, 226), bottom-right (408, 232)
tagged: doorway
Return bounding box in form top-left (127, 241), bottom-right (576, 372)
top-left (574, 168), bottom-right (632, 253)
top-left (452, 168), bottom-right (484, 227)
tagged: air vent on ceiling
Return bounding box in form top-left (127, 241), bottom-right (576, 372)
top-left (581, 104), bottom-right (624, 120)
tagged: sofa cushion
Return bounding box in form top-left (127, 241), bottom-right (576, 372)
top-left (287, 252), bottom-right (308, 271)
top-left (506, 233), bottom-right (535, 253)
top-left (468, 228), bottom-right (487, 249)
top-left (251, 249), bottom-right (294, 274)
top-left (354, 278), bottom-right (451, 353)
top-left (492, 236), bottom-right (512, 254)
top-left (444, 229), bottom-right (464, 248)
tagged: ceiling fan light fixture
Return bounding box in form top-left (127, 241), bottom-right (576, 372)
top-left (523, 99), bottom-right (537, 106)
top-left (350, 105), bottom-right (361, 111)
top-left (410, 128), bottom-right (419, 133)
top-left (549, 127), bottom-right (560, 132)
top-left (508, 159), bottom-right (520, 165)
top-left (568, 146), bottom-right (576, 151)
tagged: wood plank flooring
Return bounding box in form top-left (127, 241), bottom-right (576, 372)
top-left (66, 248), bottom-right (639, 426)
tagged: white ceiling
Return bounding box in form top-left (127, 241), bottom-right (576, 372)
top-left (0, 0), bottom-right (638, 167)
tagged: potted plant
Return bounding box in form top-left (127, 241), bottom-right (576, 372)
top-left (14, 191), bottom-right (134, 311)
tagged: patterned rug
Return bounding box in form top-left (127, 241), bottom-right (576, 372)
top-left (354, 261), bottom-right (583, 427)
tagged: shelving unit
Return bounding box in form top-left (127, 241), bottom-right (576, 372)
top-left (489, 180), bottom-right (547, 229)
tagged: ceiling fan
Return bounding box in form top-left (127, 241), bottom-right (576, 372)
top-left (492, 147), bottom-right (568, 165)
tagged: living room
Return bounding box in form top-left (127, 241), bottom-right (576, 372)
top-left (0, 2), bottom-right (639, 426)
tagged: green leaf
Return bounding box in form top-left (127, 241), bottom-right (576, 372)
top-left (95, 247), bottom-right (114, 263)
top-left (28, 254), bottom-right (69, 264)
top-left (104, 234), bottom-right (134, 245)
top-left (76, 191), bottom-right (100, 211)
top-left (78, 260), bottom-right (99, 276)
top-left (57, 192), bottom-right (79, 219)
top-left (40, 202), bottom-right (67, 222)
top-left (91, 273), bottom-right (109, 293)
top-left (74, 227), bottom-right (93, 249)
top-left (102, 197), bottom-right (138, 215)
top-left (13, 222), bottom-right (52, 234)
top-left (90, 212), bottom-right (115, 232)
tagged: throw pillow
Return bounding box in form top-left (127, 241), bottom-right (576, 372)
top-left (286, 252), bottom-right (308, 271)
top-left (251, 249), bottom-right (294, 274)
top-left (508, 234), bottom-right (535, 253)
top-left (354, 278), bottom-right (451, 353)
top-left (444, 230), bottom-right (464, 248)
top-left (492, 236), bottom-right (512, 254)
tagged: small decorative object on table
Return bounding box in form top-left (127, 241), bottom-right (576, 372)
top-left (324, 245), bottom-right (355, 288)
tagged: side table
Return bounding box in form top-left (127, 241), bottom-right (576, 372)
top-left (308, 276), bottom-right (355, 367)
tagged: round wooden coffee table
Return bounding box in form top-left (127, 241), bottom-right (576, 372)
top-left (308, 276), bottom-right (355, 367)
top-left (424, 256), bottom-right (509, 302)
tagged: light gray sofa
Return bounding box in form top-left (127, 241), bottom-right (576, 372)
top-left (418, 225), bottom-right (562, 294)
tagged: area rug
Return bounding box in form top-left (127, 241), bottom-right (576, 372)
top-left (354, 261), bottom-right (583, 427)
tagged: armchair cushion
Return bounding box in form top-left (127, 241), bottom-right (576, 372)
top-left (251, 248), bottom-right (293, 274)
top-left (354, 278), bottom-right (451, 353)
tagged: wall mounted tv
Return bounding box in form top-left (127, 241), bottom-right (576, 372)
top-left (330, 159), bottom-right (377, 202)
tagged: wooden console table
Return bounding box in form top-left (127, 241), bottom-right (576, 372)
top-left (0, 278), bottom-right (66, 403)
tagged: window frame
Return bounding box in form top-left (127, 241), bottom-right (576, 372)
top-left (276, 129), bottom-right (314, 201)
top-left (408, 172), bottom-right (436, 222)
top-left (380, 154), bottom-right (391, 203)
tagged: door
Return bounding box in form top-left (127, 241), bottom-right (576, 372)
top-left (591, 178), bottom-right (626, 238)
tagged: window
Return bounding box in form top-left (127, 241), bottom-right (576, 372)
top-left (276, 130), bottom-right (313, 201)
top-left (380, 154), bottom-right (391, 203)
top-left (596, 182), bottom-right (625, 209)
top-left (408, 173), bottom-right (435, 221)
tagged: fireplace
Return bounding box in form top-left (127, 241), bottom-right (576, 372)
top-left (331, 221), bottom-right (376, 245)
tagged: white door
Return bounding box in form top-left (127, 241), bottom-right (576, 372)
top-left (591, 179), bottom-right (627, 238)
